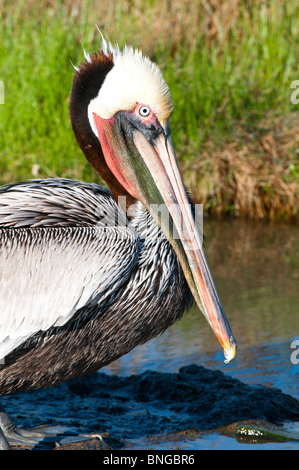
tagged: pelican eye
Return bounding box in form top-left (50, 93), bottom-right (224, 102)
top-left (139, 106), bottom-right (150, 117)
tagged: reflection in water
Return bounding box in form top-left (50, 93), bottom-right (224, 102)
top-left (204, 218), bottom-right (298, 345)
top-left (104, 219), bottom-right (299, 398)
top-left (3, 219), bottom-right (297, 451)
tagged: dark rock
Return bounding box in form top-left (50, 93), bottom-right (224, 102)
top-left (3, 364), bottom-right (298, 449)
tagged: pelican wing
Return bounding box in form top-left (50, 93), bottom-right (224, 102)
top-left (0, 179), bottom-right (116, 227)
top-left (0, 225), bottom-right (139, 362)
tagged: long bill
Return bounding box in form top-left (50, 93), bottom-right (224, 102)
top-left (93, 113), bottom-right (237, 363)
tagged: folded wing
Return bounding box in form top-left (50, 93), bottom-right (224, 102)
top-left (0, 180), bottom-right (140, 362)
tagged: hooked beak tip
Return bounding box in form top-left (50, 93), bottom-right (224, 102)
top-left (223, 338), bottom-right (237, 363)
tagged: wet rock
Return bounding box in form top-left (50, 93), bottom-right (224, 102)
top-left (4, 364), bottom-right (299, 449)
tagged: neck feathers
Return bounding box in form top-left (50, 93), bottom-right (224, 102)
top-left (69, 50), bottom-right (135, 208)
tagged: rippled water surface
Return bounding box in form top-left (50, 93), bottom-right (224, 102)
top-left (102, 218), bottom-right (299, 449)
top-left (4, 219), bottom-right (299, 450)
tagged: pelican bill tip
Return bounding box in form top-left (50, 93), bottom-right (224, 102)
top-left (223, 338), bottom-right (237, 364)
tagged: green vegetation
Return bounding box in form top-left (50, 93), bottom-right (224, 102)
top-left (0, 0), bottom-right (298, 219)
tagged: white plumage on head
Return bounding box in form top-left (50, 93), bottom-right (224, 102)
top-left (88, 34), bottom-right (173, 132)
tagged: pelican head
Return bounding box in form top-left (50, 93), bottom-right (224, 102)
top-left (69, 36), bottom-right (237, 363)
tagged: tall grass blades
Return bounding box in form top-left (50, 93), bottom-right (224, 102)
top-left (0, 0), bottom-right (298, 219)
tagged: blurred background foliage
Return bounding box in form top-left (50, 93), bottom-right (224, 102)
top-left (0, 0), bottom-right (298, 219)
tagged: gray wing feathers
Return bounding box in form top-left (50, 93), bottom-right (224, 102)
top-left (0, 179), bottom-right (116, 227)
top-left (0, 226), bottom-right (139, 361)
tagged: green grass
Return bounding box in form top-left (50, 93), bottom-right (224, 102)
top-left (0, 0), bottom-right (298, 217)
top-left (164, 4), bottom-right (298, 153)
top-left (0, 2), bottom-right (91, 183)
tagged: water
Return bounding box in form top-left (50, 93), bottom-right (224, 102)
top-left (4, 218), bottom-right (299, 450)
top-left (102, 218), bottom-right (299, 449)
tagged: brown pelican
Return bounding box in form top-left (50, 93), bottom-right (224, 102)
top-left (0, 37), bottom-right (236, 449)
